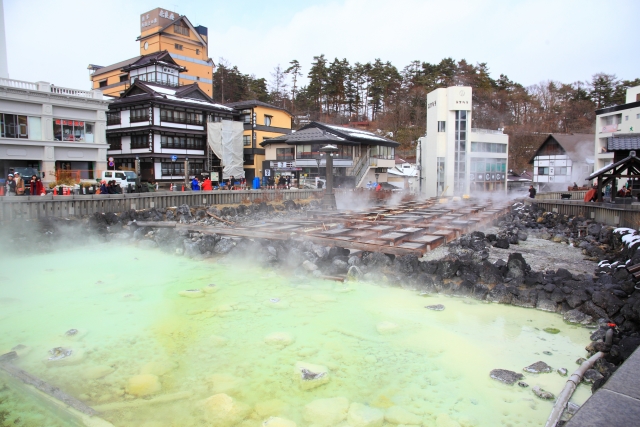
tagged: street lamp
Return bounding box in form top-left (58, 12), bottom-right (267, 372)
top-left (319, 144), bottom-right (338, 210)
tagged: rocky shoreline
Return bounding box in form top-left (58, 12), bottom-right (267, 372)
top-left (3, 199), bottom-right (640, 422)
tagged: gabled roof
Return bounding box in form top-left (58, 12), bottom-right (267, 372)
top-left (528, 133), bottom-right (595, 164)
top-left (260, 121), bottom-right (399, 147)
top-left (587, 152), bottom-right (640, 181)
top-left (91, 55), bottom-right (142, 77)
top-left (112, 80), bottom-right (233, 111)
top-left (224, 99), bottom-right (293, 116)
top-left (122, 51), bottom-right (186, 72)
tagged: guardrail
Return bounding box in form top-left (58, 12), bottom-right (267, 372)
top-left (535, 191), bottom-right (588, 200)
top-left (0, 189), bottom-right (323, 221)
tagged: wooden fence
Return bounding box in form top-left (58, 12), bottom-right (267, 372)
top-left (0, 189), bottom-right (323, 221)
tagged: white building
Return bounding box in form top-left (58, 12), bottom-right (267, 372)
top-left (0, 78), bottom-right (109, 184)
top-left (530, 134), bottom-right (594, 190)
top-left (418, 86), bottom-right (508, 198)
top-left (595, 85), bottom-right (640, 170)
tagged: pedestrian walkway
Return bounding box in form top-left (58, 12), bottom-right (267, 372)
top-left (565, 346), bottom-right (640, 426)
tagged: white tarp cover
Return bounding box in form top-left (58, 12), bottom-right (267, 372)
top-left (207, 120), bottom-right (245, 179)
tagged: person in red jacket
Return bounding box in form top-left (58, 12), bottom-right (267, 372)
top-left (201, 177), bottom-right (212, 191)
top-left (30, 175), bottom-right (45, 195)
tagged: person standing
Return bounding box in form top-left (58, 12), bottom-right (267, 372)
top-left (191, 176), bottom-right (200, 191)
top-left (528, 185), bottom-right (537, 198)
top-left (14, 172), bottom-right (25, 195)
top-left (30, 175), bottom-right (45, 195)
top-left (4, 174), bottom-right (16, 196)
top-left (201, 176), bottom-right (212, 191)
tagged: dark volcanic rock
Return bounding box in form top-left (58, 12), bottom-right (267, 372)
top-left (490, 369), bottom-right (524, 385)
top-left (494, 238), bottom-right (510, 249)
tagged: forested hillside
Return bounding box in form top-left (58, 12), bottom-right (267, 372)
top-left (211, 57), bottom-right (639, 172)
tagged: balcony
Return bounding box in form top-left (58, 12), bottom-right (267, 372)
top-left (130, 115), bottom-right (150, 123)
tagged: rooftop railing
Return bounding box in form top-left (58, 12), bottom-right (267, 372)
top-left (471, 128), bottom-right (504, 135)
top-left (0, 78), bottom-right (103, 100)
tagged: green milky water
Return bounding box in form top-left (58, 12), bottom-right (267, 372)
top-left (0, 244), bottom-right (593, 427)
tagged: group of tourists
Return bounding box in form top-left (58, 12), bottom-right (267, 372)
top-left (3, 172), bottom-right (45, 196)
top-left (98, 180), bottom-right (123, 194)
top-left (190, 175), bottom-right (246, 191)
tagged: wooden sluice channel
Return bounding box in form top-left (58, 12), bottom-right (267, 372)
top-left (136, 200), bottom-right (511, 257)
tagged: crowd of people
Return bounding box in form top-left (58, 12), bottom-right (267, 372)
top-left (189, 175), bottom-right (247, 191)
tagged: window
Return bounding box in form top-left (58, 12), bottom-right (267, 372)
top-left (637, 114), bottom-right (640, 119)
top-left (242, 114), bottom-right (251, 124)
top-left (626, 116), bottom-right (629, 121)
top-left (243, 135), bottom-right (251, 146)
top-left (538, 167), bottom-right (549, 175)
top-left (131, 135), bottom-right (149, 149)
top-left (437, 121), bottom-right (446, 132)
top-left (119, 75), bottom-right (128, 83)
top-left (437, 157), bottom-right (445, 195)
top-left (175, 43), bottom-right (183, 51)
top-left (470, 142), bottom-right (507, 153)
top-left (370, 145), bottom-right (395, 160)
top-left (454, 110), bottom-right (468, 194)
top-left (107, 136), bottom-right (122, 150)
top-left (52, 119), bottom-right (94, 142)
top-left (174, 24), bottom-right (189, 36)
top-left (0, 114), bottom-right (29, 139)
top-left (264, 115), bottom-right (272, 126)
top-left (555, 167), bottom-right (568, 175)
top-left (276, 147), bottom-right (294, 161)
top-left (130, 108), bottom-right (149, 123)
top-left (160, 135), bottom-right (204, 150)
top-left (99, 80), bottom-right (107, 88)
top-left (106, 112), bottom-right (121, 125)
top-left (162, 162), bottom-right (183, 176)
top-left (160, 109), bottom-right (203, 125)
top-left (196, 49), bottom-right (200, 55)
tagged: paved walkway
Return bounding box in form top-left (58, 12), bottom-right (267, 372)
top-left (565, 346), bottom-right (640, 426)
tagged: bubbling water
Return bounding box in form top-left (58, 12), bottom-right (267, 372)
top-left (0, 245), bottom-right (591, 427)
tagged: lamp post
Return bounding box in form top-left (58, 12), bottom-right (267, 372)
top-left (319, 144), bottom-right (338, 210)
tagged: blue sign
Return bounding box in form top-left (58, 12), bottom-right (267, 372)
top-left (171, 155), bottom-right (178, 162)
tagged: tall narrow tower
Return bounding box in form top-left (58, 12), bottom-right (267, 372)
top-left (0, 0), bottom-right (8, 78)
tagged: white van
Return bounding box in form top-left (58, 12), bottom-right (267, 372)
top-left (101, 171), bottom-right (129, 188)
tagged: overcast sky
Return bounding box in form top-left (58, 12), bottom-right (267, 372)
top-left (4, 0), bottom-right (639, 91)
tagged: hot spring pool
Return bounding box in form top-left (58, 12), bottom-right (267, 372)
top-left (0, 244), bottom-right (592, 427)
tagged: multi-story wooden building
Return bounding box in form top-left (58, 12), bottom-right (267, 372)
top-left (261, 122), bottom-right (398, 188)
top-left (105, 53), bottom-right (236, 184)
top-left (223, 100), bottom-right (293, 182)
top-left (89, 7), bottom-right (214, 98)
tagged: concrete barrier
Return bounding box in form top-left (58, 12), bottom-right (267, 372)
top-left (0, 189), bottom-right (323, 221)
top-left (526, 198), bottom-right (640, 228)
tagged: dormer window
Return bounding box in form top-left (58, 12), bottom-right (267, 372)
top-left (174, 23), bottom-right (189, 37)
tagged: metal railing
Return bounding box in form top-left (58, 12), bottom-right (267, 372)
top-left (352, 149), bottom-right (372, 188)
top-left (0, 189), bottom-right (323, 221)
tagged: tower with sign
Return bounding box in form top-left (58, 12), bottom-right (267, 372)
top-left (418, 86), bottom-right (509, 198)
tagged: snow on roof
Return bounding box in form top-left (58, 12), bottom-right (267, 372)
top-left (325, 124), bottom-right (385, 140)
top-left (165, 95), bottom-right (233, 110)
top-left (146, 85), bottom-right (177, 96)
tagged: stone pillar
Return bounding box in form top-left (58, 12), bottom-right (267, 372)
top-left (319, 145), bottom-right (338, 210)
top-left (184, 159), bottom-right (190, 190)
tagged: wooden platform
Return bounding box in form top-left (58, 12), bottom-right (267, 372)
top-left (136, 200), bottom-right (510, 257)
